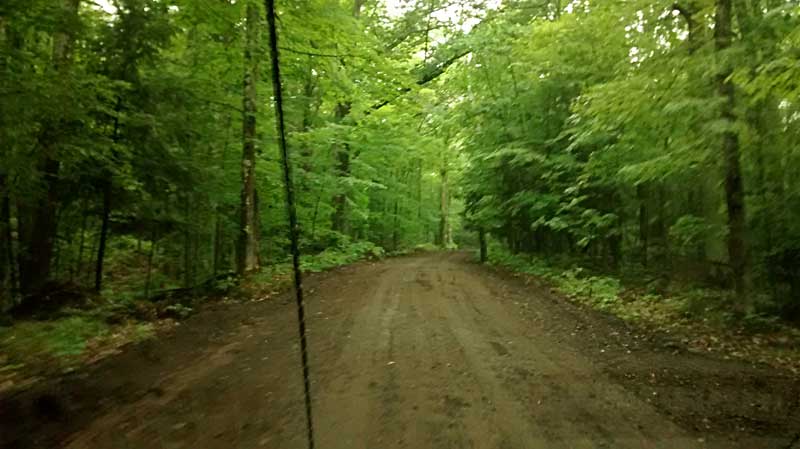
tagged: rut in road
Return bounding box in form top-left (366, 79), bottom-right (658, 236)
top-left (29, 253), bottom-right (800, 449)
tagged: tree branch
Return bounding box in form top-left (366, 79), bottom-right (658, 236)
top-left (279, 46), bottom-right (366, 59)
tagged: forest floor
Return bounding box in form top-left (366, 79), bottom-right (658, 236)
top-left (2, 252), bottom-right (799, 449)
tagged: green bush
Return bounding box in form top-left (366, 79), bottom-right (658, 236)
top-left (488, 245), bottom-right (621, 308)
top-left (300, 241), bottom-right (386, 273)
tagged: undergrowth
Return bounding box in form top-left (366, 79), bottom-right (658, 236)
top-left (486, 244), bottom-right (791, 329)
top-left (486, 244), bottom-right (800, 373)
top-left (0, 240), bottom-right (429, 390)
top-left (0, 314), bottom-right (155, 381)
top-left (488, 248), bottom-right (623, 311)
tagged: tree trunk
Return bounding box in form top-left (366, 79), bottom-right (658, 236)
top-left (352, 0), bottom-right (364, 18)
top-left (94, 181), bottom-right (111, 292)
top-left (417, 158), bottom-right (423, 242)
top-left (144, 234), bottom-right (157, 300)
top-left (0, 174), bottom-right (14, 304)
top-left (479, 228), bottom-right (488, 263)
top-left (73, 199), bottom-right (88, 283)
top-left (311, 188), bottom-right (323, 240)
top-left (438, 158), bottom-right (449, 247)
top-left (331, 2), bottom-right (363, 236)
top-left (19, 157), bottom-right (60, 294)
top-left (94, 95), bottom-right (122, 293)
top-left (213, 116), bottom-right (233, 278)
top-left (392, 198), bottom-right (399, 251)
top-left (654, 184), bottom-right (668, 265)
top-left (18, 0), bottom-right (81, 294)
top-left (213, 215), bottom-right (223, 277)
top-left (52, 207), bottom-right (63, 279)
top-left (637, 183), bottom-right (649, 267)
top-left (236, 0), bottom-right (261, 276)
top-left (688, 186), bottom-right (707, 259)
top-left (674, 2), bottom-right (700, 53)
top-left (331, 102), bottom-right (352, 236)
top-left (183, 198), bottom-right (192, 288)
top-left (715, 0), bottom-right (748, 300)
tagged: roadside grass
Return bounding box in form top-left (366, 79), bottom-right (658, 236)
top-left (0, 240), bottom-right (434, 394)
top-left (486, 245), bottom-right (800, 373)
top-left (0, 313), bottom-right (156, 392)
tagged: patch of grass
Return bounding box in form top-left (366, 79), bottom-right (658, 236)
top-left (486, 246), bottom-right (623, 308)
top-left (300, 241), bottom-right (386, 273)
top-left (414, 243), bottom-right (439, 252)
top-left (131, 322), bottom-right (156, 342)
top-left (247, 241), bottom-right (388, 296)
top-left (0, 314), bottom-right (161, 387)
top-left (0, 315), bottom-right (111, 367)
top-left (556, 268), bottom-right (622, 309)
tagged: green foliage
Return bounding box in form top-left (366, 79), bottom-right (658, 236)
top-left (0, 313), bottom-right (156, 380)
top-left (558, 269), bottom-right (622, 309)
top-left (2, 0), bottom-right (799, 329)
top-left (448, 1), bottom-right (800, 319)
top-left (487, 244), bottom-right (620, 309)
top-left (1, 0), bottom-right (457, 314)
top-left (0, 316), bottom-right (109, 362)
top-left (301, 241), bottom-right (385, 273)
top-left (163, 304), bottom-right (193, 319)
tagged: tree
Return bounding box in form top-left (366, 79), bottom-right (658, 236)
top-left (16, 0), bottom-right (81, 295)
top-left (237, 0), bottom-right (261, 275)
top-left (715, 0), bottom-right (748, 301)
top-left (3, 0), bottom-right (798, 322)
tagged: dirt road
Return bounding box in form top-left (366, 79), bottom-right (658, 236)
top-left (3, 253), bottom-right (799, 448)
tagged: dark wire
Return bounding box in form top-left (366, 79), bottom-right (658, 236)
top-left (264, 1), bottom-right (315, 448)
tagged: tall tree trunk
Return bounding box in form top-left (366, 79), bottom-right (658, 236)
top-left (299, 55), bottom-right (319, 195)
top-left (417, 158), bottom-right (423, 242)
top-left (144, 233), bottom-right (157, 300)
top-left (213, 116), bottom-right (233, 277)
top-left (183, 197), bottom-right (193, 288)
top-left (330, 1), bottom-right (364, 236)
top-left (94, 181), bottom-right (111, 292)
top-left (18, 0), bottom-right (81, 294)
top-left (213, 216), bottom-right (223, 277)
top-left (438, 157), bottom-right (449, 247)
top-left (637, 183), bottom-right (649, 267)
top-left (392, 198), bottom-right (399, 251)
top-left (331, 102), bottom-right (352, 236)
top-left (0, 174), bottom-right (13, 304)
top-left (0, 17), bottom-right (10, 303)
top-left (19, 157), bottom-right (61, 294)
top-left (715, 0), bottom-right (748, 300)
top-left (750, 100), bottom-right (777, 250)
top-left (94, 96), bottom-right (122, 293)
top-left (479, 228), bottom-right (488, 263)
top-left (352, 0), bottom-right (364, 18)
top-left (311, 188), bottom-right (323, 240)
top-left (236, 1), bottom-right (261, 276)
top-left (52, 207), bottom-right (63, 279)
top-left (73, 199), bottom-right (89, 282)
top-left (674, 2), bottom-right (700, 53)
top-left (653, 184), bottom-right (669, 266)
top-left (687, 186), bottom-right (707, 259)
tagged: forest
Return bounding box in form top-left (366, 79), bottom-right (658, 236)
top-left (2, 0), bottom-right (800, 328)
top-left (3, 1), bottom-right (800, 447)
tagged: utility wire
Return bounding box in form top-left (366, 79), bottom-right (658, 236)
top-left (264, 1), bottom-right (315, 449)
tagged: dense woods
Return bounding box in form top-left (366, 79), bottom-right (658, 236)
top-left (452, 0), bottom-right (800, 320)
top-left (0, 0), bottom-right (457, 309)
top-left (1, 0), bottom-right (800, 321)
